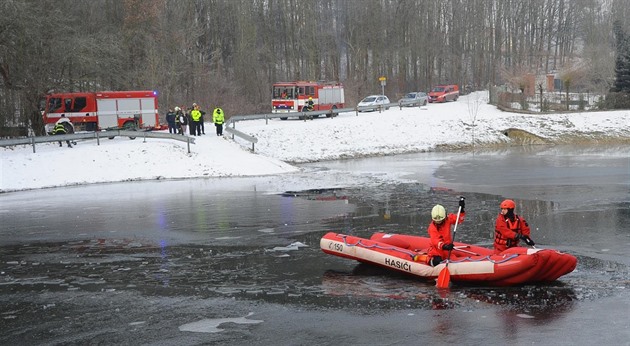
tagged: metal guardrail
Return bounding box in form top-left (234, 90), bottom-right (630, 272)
top-left (224, 127), bottom-right (258, 151)
top-left (223, 103), bottom-right (396, 150)
top-left (3, 103), bottom-right (400, 155)
top-left (0, 130), bottom-right (196, 153)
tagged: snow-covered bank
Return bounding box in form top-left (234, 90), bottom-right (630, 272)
top-left (235, 92), bottom-right (630, 163)
top-left (2, 92), bottom-right (629, 192)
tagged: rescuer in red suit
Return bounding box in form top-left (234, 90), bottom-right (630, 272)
top-left (494, 199), bottom-right (535, 254)
top-left (426, 198), bottom-right (465, 267)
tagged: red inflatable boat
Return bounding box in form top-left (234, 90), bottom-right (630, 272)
top-left (320, 232), bottom-right (577, 286)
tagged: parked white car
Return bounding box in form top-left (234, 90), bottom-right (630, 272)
top-left (398, 92), bottom-right (428, 107)
top-left (357, 95), bottom-right (390, 112)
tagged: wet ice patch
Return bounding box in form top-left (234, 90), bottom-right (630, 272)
top-left (178, 312), bottom-right (263, 333)
top-left (268, 241), bottom-right (309, 252)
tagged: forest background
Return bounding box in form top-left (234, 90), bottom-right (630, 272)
top-left (1, 0), bottom-right (630, 135)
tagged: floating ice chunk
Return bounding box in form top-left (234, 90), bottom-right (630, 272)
top-left (179, 312), bottom-right (263, 333)
top-left (516, 314), bottom-right (535, 319)
top-left (269, 241), bottom-right (309, 252)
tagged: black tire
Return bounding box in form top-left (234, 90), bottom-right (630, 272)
top-left (280, 117), bottom-right (288, 120)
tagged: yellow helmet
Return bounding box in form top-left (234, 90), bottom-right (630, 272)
top-left (431, 204), bottom-right (446, 222)
top-left (309, 96), bottom-right (313, 100)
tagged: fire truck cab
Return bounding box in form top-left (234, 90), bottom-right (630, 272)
top-left (43, 90), bottom-right (160, 133)
top-left (272, 81), bottom-right (345, 119)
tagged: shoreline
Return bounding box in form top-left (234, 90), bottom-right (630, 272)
top-left (3, 136), bottom-right (628, 194)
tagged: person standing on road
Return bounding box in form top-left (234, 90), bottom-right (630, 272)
top-left (425, 198), bottom-right (465, 267)
top-left (176, 107), bottom-right (187, 135)
top-left (190, 104), bottom-right (202, 136)
top-left (166, 108), bottom-right (177, 134)
top-left (200, 107), bottom-right (206, 135)
top-left (494, 199), bottom-right (535, 254)
top-left (213, 107), bottom-right (225, 136)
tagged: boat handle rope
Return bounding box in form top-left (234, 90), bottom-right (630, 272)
top-left (339, 235), bottom-right (418, 258)
top-left (337, 234), bottom-right (520, 264)
top-left (443, 253), bottom-right (519, 264)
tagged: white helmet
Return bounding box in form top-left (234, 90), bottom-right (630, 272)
top-left (174, 106), bottom-right (181, 111)
top-left (431, 204), bottom-right (446, 222)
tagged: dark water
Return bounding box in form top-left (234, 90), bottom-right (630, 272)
top-left (0, 145), bottom-right (628, 345)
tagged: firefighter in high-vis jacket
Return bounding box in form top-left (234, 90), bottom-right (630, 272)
top-left (52, 115), bottom-right (74, 148)
top-left (212, 108), bottom-right (225, 136)
top-left (190, 104), bottom-right (202, 136)
top-left (494, 199), bottom-right (535, 254)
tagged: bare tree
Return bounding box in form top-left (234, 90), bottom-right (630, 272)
top-left (1, 0), bottom-right (624, 133)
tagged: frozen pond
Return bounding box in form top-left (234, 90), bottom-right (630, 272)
top-left (1, 145), bottom-right (628, 345)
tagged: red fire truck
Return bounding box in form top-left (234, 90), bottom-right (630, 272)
top-left (272, 81), bottom-right (345, 119)
top-left (42, 90), bottom-right (160, 133)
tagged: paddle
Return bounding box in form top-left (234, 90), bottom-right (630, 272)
top-left (436, 198), bottom-right (464, 289)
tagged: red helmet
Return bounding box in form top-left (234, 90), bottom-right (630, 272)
top-left (500, 199), bottom-right (516, 209)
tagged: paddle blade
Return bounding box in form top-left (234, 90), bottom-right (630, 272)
top-left (436, 267), bottom-right (451, 288)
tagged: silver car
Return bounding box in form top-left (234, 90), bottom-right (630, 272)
top-left (398, 92), bottom-right (428, 107)
top-left (357, 95), bottom-right (390, 112)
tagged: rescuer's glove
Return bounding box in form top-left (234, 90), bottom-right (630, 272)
top-left (442, 243), bottom-right (454, 251)
top-left (523, 236), bottom-right (535, 246)
top-left (430, 256), bottom-right (443, 267)
top-left (458, 197), bottom-right (465, 212)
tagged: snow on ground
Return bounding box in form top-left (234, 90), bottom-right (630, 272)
top-left (1, 91), bottom-right (629, 192)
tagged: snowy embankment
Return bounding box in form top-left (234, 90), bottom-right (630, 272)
top-left (236, 92), bottom-right (630, 163)
top-left (1, 91), bottom-right (629, 192)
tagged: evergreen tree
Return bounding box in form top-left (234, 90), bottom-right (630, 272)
top-left (612, 20), bottom-right (630, 92)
